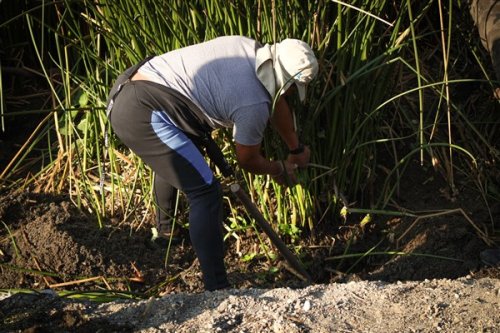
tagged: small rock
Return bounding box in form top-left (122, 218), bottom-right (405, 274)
top-left (303, 300), bottom-right (311, 311)
top-left (40, 289), bottom-right (58, 297)
top-left (217, 301), bottom-right (228, 313)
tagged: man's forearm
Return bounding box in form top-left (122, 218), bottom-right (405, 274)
top-left (270, 96), bottom-right (301, 151)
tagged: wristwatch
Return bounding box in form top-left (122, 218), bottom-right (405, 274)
top-left (289, 143), bottom-right (305, 155)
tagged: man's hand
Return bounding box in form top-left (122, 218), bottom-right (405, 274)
top-left (271, 160), bottom-right (299, 187)
top-left (287, 144), bottom-right (310, 168)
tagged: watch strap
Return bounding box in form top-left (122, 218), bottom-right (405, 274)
top-left (289, 143), bottom-right (305, 155)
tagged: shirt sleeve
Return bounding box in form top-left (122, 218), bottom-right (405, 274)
top-left (231, 102), bottom-right (270, 146)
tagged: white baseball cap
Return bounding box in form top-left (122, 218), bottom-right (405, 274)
top-left (256, 39), bottom-right (318, 102)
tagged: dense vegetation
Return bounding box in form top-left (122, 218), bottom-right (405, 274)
top-left (1, 0), bottom-right (498, 245)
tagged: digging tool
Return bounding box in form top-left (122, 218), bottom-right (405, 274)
top-left (202, 136), bottom-right (311, 282)
top-left (229, 182), bottom-right (312, 283)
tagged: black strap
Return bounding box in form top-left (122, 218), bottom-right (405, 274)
top-left (201, 134), bottom-right (233, 177)
top-left (106, 56), bottom-right (155, 116)
top-left (101, 56), bottom-right (154, 191)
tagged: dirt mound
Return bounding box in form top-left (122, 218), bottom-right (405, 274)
top-left (364, 214), bottom-right (487, 281)
top-left (0, 191), bottom-right (182, 291)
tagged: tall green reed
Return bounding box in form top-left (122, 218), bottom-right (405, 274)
top-left (2, 0), bottom-right (497, 240)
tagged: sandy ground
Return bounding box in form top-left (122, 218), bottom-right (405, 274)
top-left (1, 276), bottom-right (499, 332)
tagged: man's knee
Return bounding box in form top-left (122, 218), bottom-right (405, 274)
top-left (187, 178), bottom-right (222, 203)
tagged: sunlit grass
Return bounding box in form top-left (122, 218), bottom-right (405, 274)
top-left (1, 0), bottom-right (498, 257)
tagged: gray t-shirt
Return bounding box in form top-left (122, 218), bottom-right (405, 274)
top-left (138, 36), bottom-right (271, 145)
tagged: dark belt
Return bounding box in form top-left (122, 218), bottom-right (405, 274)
top-left (106, 56), bottom-right (154, 116)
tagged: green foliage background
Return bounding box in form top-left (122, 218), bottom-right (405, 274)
top-left (1, 0), bottom-right (498, 238)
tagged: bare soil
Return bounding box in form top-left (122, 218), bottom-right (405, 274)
top-left (1, 159), bottom-right (499, 332)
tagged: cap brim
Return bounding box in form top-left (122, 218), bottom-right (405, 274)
top-left (296, 82), bottom-right (307, 102)
top-left (274, 62), bottom-right (294, 97)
